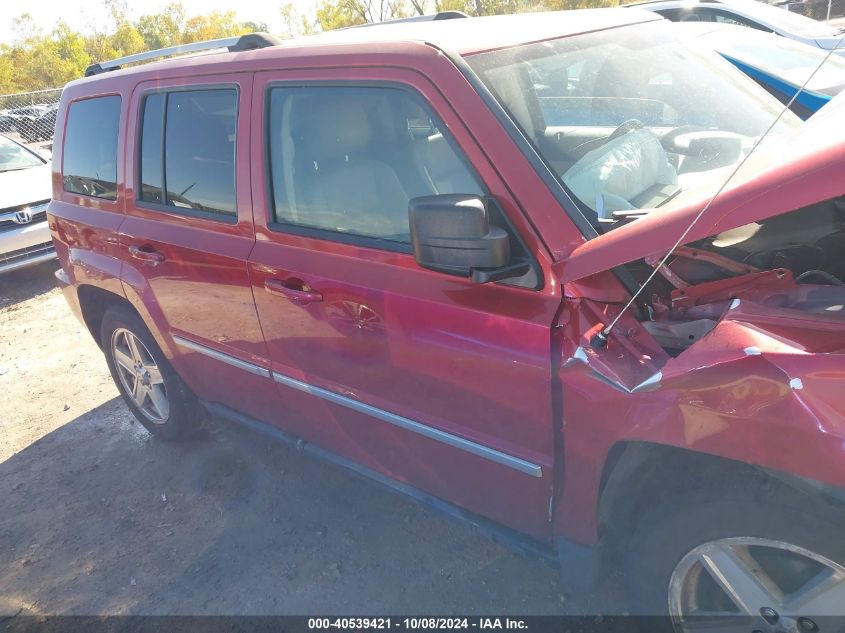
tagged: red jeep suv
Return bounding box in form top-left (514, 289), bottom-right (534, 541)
top-left (48, 9), bottom-right (845, 629)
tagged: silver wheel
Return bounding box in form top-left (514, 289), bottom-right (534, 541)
top-left (110, 327), bottom-right (170, 424)
top-left (669, 537), bottom-right (845, 633)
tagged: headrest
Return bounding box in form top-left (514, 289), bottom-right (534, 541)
top-left (307, 99), bottom-right (373, 161)
top-left (485, 63), bottom-right (539, 140)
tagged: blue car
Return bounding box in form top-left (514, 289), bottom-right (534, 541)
top-left (680, 22), bottom-right (845, 117)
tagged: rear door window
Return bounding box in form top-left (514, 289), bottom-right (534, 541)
top-left (63, 95), bottom-right (121, 200)
top-left (139, 88), bottom-right (237, 218)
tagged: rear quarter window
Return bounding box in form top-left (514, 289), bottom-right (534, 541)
top-left (62, 95), bottom-right (121, 201)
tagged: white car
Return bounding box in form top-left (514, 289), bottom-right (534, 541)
top-left (0, 133), bottom-right (54, 274)
top-left (628, 0), bottom-right (845, 55)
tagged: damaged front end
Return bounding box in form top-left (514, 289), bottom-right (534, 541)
top-left (555, 194), bottom-right (845, 527)
top-left (549, 99), bottom-right (845, 544)
top-left (555, 95), bottom-right (845, 406)
top-left (553, 210), bottom-right (845, 544)
top-left (562, 193), bottom-right (845, 391)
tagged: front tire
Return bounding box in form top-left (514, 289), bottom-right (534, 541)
top-left (101, 305), bottom-right (201, 440)
top-left (625, 476), bottom-right (845, 632)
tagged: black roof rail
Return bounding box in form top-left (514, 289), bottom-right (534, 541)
top-left (84, 32), bottom-right (282, 77)
top-left (228, 32), bottom-right (283, 51)
top-left (433, 10), bottom-right (471, 19)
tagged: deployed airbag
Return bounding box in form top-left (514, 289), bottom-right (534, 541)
top-left (563, 128), bottom-right (678, 219)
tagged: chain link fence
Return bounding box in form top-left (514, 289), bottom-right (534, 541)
top-left (779, 0), bottom-right (845, 20)
top-left (824, 0), bottom-right (845, 20)
top-left (0, 88), bottom-right (63, 149)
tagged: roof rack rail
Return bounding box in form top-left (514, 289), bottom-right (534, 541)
top-left (84, 32), bottom-right (282, 77)
top-left (431, 10), bottom-right (471, 19)
top-left (345, 11), bottom-right (470, 29)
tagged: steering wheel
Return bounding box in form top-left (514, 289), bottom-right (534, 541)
top-left (659, 125), bottom-right (710, 156)
top-left (573, 119), bottom-right (646, 155)
top-left (597, 122), bottom-right (712, 156)
top-left (605, 119), bottom-right (646, 145)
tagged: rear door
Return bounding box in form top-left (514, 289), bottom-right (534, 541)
top-left (247, 68), bottom-right (561, 540)
top-left (120, 73), bottom-right (279, 424)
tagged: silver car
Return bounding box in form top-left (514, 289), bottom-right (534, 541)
top-left (627, 0), bottom-right (845, 56)
top-left (0, 133), bottom-right (54, 274)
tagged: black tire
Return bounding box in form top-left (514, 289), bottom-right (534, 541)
top-left (100, 304), bottom-right (202, 441)
top-left (624, 473), bottom-right (845, 630)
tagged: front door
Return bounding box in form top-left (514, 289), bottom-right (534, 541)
top-left (247, 68), bottom-right (562, 540)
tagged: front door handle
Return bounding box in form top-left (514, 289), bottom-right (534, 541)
top-left (264, 278), bottom-right (323, 305)
top-left (128, 244), bottom-right (165, 265)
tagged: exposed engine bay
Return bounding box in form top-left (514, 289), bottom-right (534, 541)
top-left (629, 196), bottom-right (845, 355)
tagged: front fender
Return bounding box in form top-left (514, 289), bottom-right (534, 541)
top-left (554, 293), bottom-right (845, 545)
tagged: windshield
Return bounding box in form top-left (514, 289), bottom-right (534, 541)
top-left (0, 133), bottom-right (45, 173)
top-left (465, 21), bottom-right (801, 225)
top-left (700, 27), bottom-right (845, 95)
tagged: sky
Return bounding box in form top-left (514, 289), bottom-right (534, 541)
top-left (0, 0), bottom-right (319, 45)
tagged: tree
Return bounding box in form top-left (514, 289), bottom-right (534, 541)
top-left (8, 21), bottom-right (92, 91)
top-left (315, 0), bottom-right (415, 30)
top-left (182, 11), bottom-right (255, 43)
top-left (312, 0), bottom-right (537, 28)
top-left (315, 0), bottom-right (367, 30)
top-left (108, 22), bottom-right (147, 56)
top-left (242, 21), bottom-right (270, 33)
top-left (12, 14), bottom-right (40, 42)
top-left (280, 2), bottom-right (315, 38)
top-left (0, 0), bottom-right (625, 96)
top-left (542, 0), bottom-right (619, 9)
top-left (137, 3), bottom-right (186, 50)
top-left (0, 53), bottom-right (16, 93)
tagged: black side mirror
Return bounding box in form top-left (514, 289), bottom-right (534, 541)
top-left (409, 195), bottom-right (527, 283)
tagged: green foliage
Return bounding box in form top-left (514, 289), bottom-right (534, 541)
top-left (0, 1), bottom-right (270, 94)
top-left (1, 21), bottom-right (91, 93)
top-left (182, 11), bottom-right (254, 43)
top-left (315, 0), bottom-right (368, 31)
top-left (311, 0), bottom-right (619, 29)
top-left (137, 3), bottom-right (186, 50)
top-left (0, 0), bottom-right (623, 94)
top-left (313, 0), bottom-right (420, 30)
top-left (280, 2), bottom-right (317, 37)
top-left (542, 0), bottom-right (620, 9)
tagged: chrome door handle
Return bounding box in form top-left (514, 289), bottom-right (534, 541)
top-left (264, 278), bottom-right (323, 305)
top-left (128, 245), bottom-right (165, 265)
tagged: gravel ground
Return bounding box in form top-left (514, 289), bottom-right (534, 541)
top-left (0, 262), bottom-right (626, 620)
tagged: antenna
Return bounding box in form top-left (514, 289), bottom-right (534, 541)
top-left (590, 35), bottom-right (845, 350)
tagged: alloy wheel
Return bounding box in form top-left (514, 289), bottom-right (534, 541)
top-left (669, 537), bottom-right (845, 633)
top-left (110, 327), bottom-right (169, 423)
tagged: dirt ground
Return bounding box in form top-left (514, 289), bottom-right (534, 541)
top-left (0, 262), bottom-right (626, 619)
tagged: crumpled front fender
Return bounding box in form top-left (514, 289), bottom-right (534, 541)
top-left (554, 282), bottom-right (845, 544)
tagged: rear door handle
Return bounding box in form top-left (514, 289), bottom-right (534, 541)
top-left (264, 278), bottom-right (323, 305)
top-left (128, 245), bottom-right (165, 265)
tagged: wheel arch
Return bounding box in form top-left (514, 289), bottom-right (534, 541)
top-left (77, 284), bottom-right (138, 349)
top-left (596, 441), bottom-right (845, 567)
